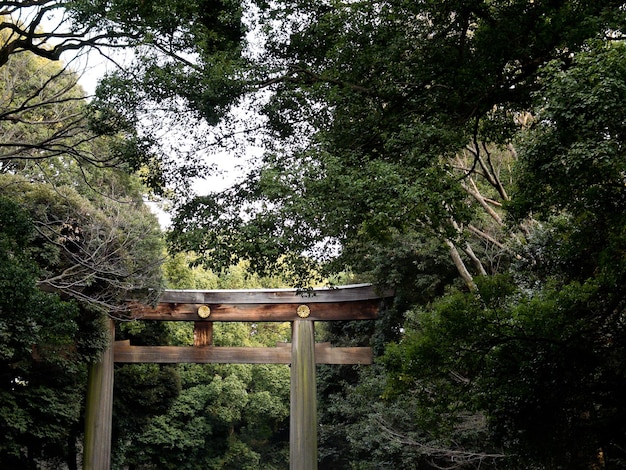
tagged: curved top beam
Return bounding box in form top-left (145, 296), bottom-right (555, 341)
top-left (158, 283), bottom-right (392, 304)
top-left (127, 284), bottom-right (393, 322)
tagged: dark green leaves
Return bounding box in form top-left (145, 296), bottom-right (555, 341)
top-left (512, 43), bottom-right (626, 221)
top-left (382, 273), bottom-right (626, 467)
top-left (0, 197), bottom-right (108, 466)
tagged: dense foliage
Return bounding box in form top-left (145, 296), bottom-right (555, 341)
top-left (0, 27), bottom-right (167, 468)
top-left (0, 197), bottom-right (109, 469)
top-left (167, 1), bottom-right (626, 468)
top-left (169, 0), bottom-right (626, 282)
top-left (3, 0), bottom-right (626, 468)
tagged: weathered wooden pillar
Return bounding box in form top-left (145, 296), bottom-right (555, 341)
top-left (290, 319), bottom-right (317, 470)
top-left (83, 317), bottom-right (115, 470)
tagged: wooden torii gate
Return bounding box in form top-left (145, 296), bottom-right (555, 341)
top-left (83, 284), bottom-right (391, 470)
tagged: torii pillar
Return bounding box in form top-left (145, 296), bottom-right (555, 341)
top-left (84, 284), bottom-right (392, 470)
top-left (291, 318), bottom-right (317, 469)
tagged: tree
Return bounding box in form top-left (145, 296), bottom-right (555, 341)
top-left (0, 0), bottom-right (247, 195)
top-left (0, 36), bottom-right (132, 172)
top-left (169, 0), bottom-right (625, 287)
top-left (383, 43), bottom-right (626, 468)
top-left (0, 164), bottom-right (167, 467)
top-left (0, 43), bottom-right (171, 467)
top-left (165, 2), bottom-right (626, 468)
top-left (0, 2), bottom-right (250, 468)
top-left (0, 34), bottom-right (168, 311)
top-left (0, 0), bottom-right (245, 106)
top-left (0, 196), bottom-right (109, 469)
top-left (117, 361), bottom-right (290, 470)
top-left (0, 172), bottom-right (164, 314)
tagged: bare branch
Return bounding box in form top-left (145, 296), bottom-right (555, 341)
top-left (376, 416), bottom-right (506, 469)
top-left (444, 238), bottom-right (477, 291)
top-left (32, 214), bottom-right (164, 314)
top-left (467, 224), bottom-right (506, 250)
top-left (482, 142), bottom-right (509, 201)
top-left (463, 242), bottom-right (488, 276)
top-left (460, 179), bottom-right (504, 226)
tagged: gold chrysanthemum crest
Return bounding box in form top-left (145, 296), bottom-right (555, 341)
top-left (296, 305), bottom-right (311, 318)
top-left (197, 305), bottom-right (211, 318)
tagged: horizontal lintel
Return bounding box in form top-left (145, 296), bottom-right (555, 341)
top-left (114, 342), bottom-right (372, 365)
top-left (127, 299), bottom-right (382, 322)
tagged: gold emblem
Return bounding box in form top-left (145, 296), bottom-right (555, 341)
top-left (197, 305), bottom-right (211, 318)
top-left (296, 305), bottom-right (311, 318)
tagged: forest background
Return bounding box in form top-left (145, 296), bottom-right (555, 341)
top-left (1, 1), bottom-right (626, 469)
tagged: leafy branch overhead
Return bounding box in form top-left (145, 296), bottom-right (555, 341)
top-left (0, 0), bottom-right (244, 66)
top-left (0, 0), bottom-right (248, 194)
top-left (168, 1), bottom-right (626, 467)
top-left (170, 0), bottom-right (626, 286)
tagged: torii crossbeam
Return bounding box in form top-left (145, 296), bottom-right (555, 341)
top-left (83, 284), bottom-right (392, 470)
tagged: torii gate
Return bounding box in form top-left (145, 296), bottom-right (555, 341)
top-left (83, 284), bottom-right (391, 470)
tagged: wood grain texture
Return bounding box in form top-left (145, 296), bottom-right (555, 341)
top-left (128, 299), bottom-right (382, 322)
top-left (83, 318), bottom-right (115, 470)
top-left (113, 342), bottom-right (372, 365)
top-left (290, 320), bottom-right (317, 470)
top-left (193, 322), bottom-right (213, 347)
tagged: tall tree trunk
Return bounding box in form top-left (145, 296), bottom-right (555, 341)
top-left (445, 239), bottom-right (477, 291)
top-left (464, 243), bottom-right (488, 276)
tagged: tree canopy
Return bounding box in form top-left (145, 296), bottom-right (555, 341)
top-left (0, 0), bottom-right (248, 195)
top-left (166, 1), bottom-right (626, 467)
top-left (168, 0), bottom-right (626, 286)
top-left (3, 0), bottom-right (626, 468)
top-left (0, 37), bottom-right (166, 468)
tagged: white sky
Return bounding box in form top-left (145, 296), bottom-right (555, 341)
top-left (47, 6), bottom-right (267, 229)
top-left (68, 51), bottom-right (258, 228)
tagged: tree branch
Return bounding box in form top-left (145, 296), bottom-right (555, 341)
top-left (376, 415), bottom-right (506, 469)
top-left (445, 238), bottom-right (477, 291)
top-left (460, 179), bottom-right (504, 226)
